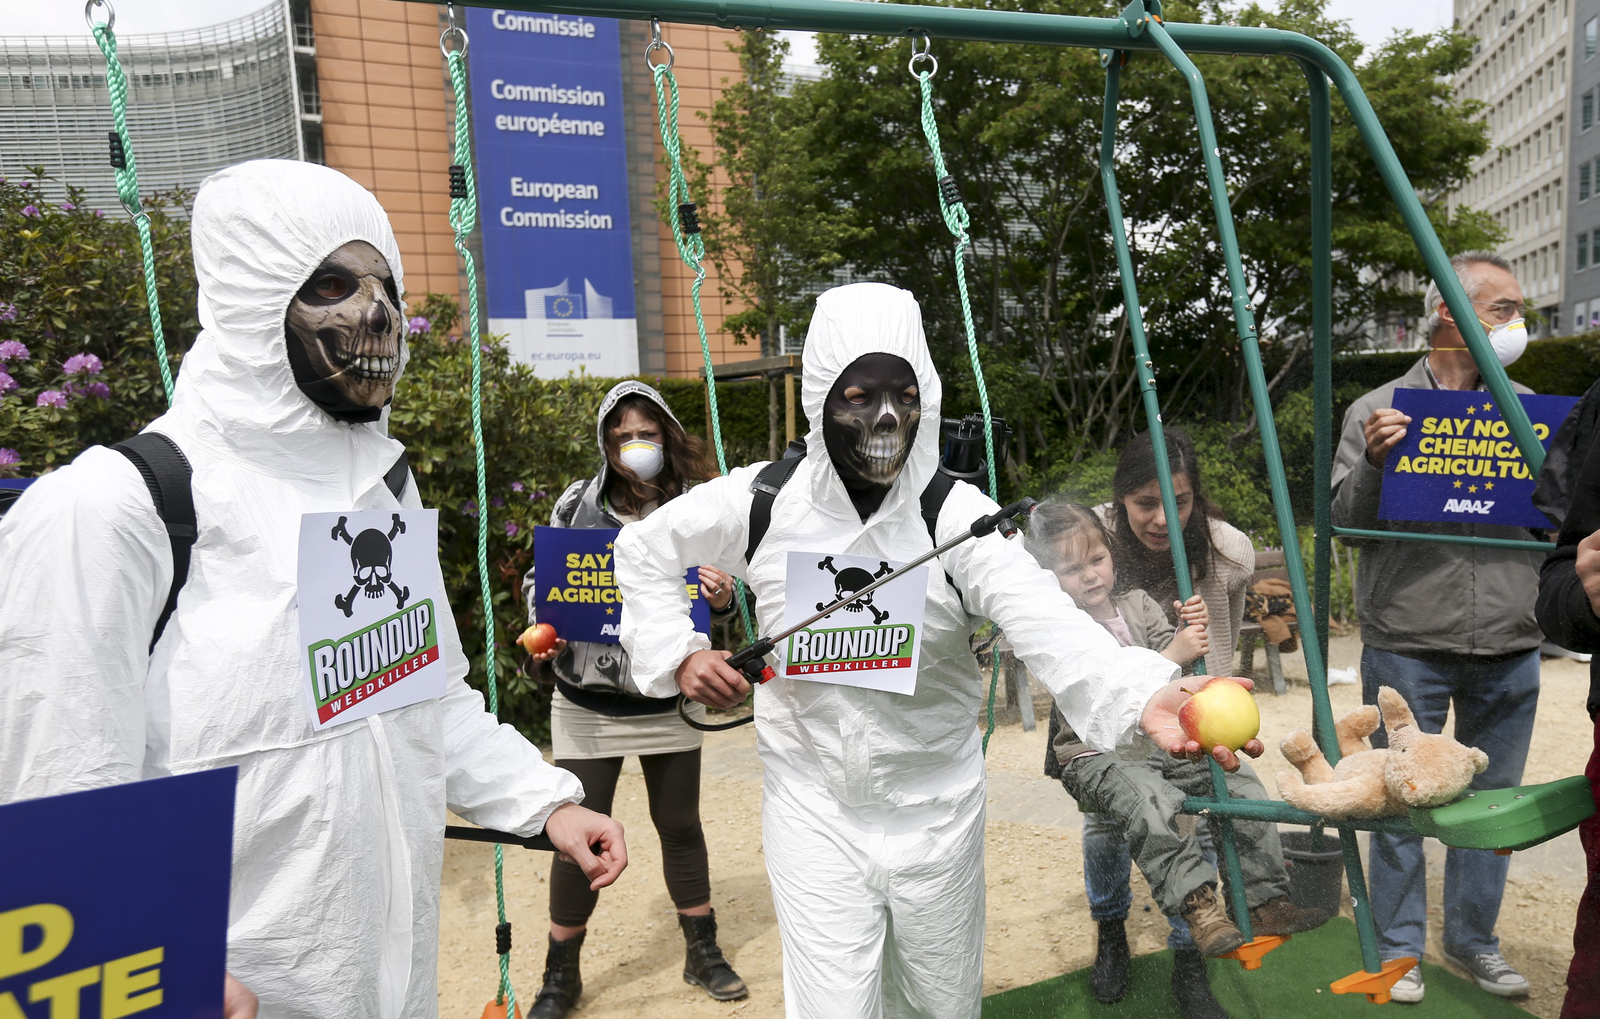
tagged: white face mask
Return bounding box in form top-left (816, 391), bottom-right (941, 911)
top-left (617, 439), bottom-right (664, 481)
top-left (1480, 316), bottom-right (1528, 367)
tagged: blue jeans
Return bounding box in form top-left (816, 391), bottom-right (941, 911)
top-left (1361, 646), bottom-right (1541, 961)
top-left (1083, 810), bottom-right (1216, 951)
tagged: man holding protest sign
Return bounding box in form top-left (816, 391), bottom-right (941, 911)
top-left (1331, 250), bottom-right (1546, 1002)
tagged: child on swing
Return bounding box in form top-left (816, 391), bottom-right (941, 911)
top-left (1028, 501), bottom-right (1327, 1019)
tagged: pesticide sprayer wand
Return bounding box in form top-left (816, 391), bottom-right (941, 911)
top-left (679, 496), bottom-right (1039, 732)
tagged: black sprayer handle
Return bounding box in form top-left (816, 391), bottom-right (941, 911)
top-left (971, 497), bottom-right (1038, 540)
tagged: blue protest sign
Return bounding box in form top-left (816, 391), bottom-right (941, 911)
top-left (466, 8), bottom-right (638, 378)
top-left (1379, 388), bottom-right (1577, 528)
top-left (0, 768), bottom-right (235, 1019)
top-left (532, 526), bottom-right (710, 643)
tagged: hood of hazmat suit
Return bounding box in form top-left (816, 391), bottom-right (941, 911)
top-left (615, 282), bottom-right (1177, 1017)
top-left (0, 160), bottom-right (583, 1019)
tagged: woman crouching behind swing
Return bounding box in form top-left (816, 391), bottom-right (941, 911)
top-left (520, 381), bottom-right (746, 1017)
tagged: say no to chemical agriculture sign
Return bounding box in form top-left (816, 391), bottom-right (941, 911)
top-left (532, 526), bottom-right (710, 643)
top-left (1380, 388), bottom-right (1577, 529)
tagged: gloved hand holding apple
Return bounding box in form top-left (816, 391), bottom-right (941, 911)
top-left (518, 622), bottom-right (565, 662)
top-left (1141, 676), bottom-right (1265, 771)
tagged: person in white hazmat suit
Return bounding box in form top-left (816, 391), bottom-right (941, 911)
top-left (615, 283), bottom-right (1262, 1019)
top-left (0, 160), bottom-right (626, 1019)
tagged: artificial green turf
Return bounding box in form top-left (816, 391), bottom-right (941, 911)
top-left (981, 918), bottom-right (1535, 1018)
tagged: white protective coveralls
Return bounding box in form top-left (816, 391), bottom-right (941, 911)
top-left (0, 161), bottom-right (584, 1019)
top-left (616, 282), bottom-right (1180, 1018)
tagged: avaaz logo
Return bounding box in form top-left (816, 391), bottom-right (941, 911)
top-left (1443, 498), bottom-right (1495, 514)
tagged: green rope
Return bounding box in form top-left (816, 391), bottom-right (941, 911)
top-left (649, 50), bottom-right (759, 643)
top-left (90, 18), bottom-right (173, 405)
top-left (912, 48), bottom-right (1005, 753)
top-left (445, 45), bottom-right (518, 1017)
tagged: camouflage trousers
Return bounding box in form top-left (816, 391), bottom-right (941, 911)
top-left (1061, 751), bottom-right (1292, 919)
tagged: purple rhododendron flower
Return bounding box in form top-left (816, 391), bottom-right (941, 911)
top-left (36, 390), bottom-right (67, 408)
top-left (511, 481), bottom-right (525, 493)
top-left (59, 202), bottom-right (74, 211)
top-left (407, 316), bottom-right (431, 335)
top-left (80, 381), bottom-right (110, 399)
top-left (463, 500), bottom-right (478, 517)
top-left (490, 496), bottom-right (504, 508)
top-left (18, 181), bottom-right (29, 189)
top-left (0, 303), bottom-right (16, 322)
top-left (62, 352), bottom-right (103, 375)
top-left (20, 206), bottom-right (39, 218)
top-left (505, 521), bottom-right (520, 538)
top-left (0, 448), bottom-right (18, 466)
top-left (0, 370), bottom-right (15, 395)
top-left (0, 340), bottom-right (27, 361)
top-left (94, 210), bottom-right (104, 218)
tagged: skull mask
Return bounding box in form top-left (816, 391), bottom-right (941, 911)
top-left (284, 240), bottom-right (404, 423)
top-left (823, 352), bottom-right (921, 519)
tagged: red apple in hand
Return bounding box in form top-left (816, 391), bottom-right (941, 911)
top-left (1178, 679), bottom-right (1261, 753)
top-left (518, 623), bottom-right (559, 657)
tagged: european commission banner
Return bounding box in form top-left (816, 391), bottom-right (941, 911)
top-left (467, 8), bottom-right (637, 377)
top-left (1379, 387), bottom-right (1577, 528)
top-left (532, 526), bottom-right (710, 642)
top-left (0, 769), bottom-right (235, 1018)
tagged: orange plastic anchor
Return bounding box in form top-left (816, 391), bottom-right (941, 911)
top-left (479, 1000), bottom-right (522, 1019)
top-left (1221, 934), bottom-right (1289, 970)
top-left (1330, 957), bottom-right (1418, 1003)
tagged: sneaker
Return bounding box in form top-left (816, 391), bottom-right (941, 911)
top-left (1181, 885), bottom-right (1249, 958)
top-left (1446, 950), bottom-right (1531, 998)
top-left (1390, 965), bottom-right (1424, 1004)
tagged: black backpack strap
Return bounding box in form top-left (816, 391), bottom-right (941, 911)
top-left (745, 448), bottom-right (806, 565)
top-left (920, 471), bottom-right (956, 547)
top-left (113, 432), bottom-right (195, 653)
top-left (384, 450), bottom-right (410, 501)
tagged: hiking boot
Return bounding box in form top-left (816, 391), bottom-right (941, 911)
top-left (1089, 918), bottom-right (1130, 1004)
top-left (528, 931), bottom-right (584, 1019)
top-left (1249, 896), bottom-right (1331, 936)
top-left (1390, 964), bottom-right (1424, 1003)
top-left (1445, 949), bottom-right (1530, 998)
top-left (1181, 885), bottom-right (1248, 958)
top-left (1171, 947), bottom-right (1232, 1019)
top-left (679, 910), bottom-right (748, 1001)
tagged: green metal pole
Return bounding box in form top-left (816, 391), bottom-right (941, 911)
top-left (1332, 525), bottom-right (1551, 553)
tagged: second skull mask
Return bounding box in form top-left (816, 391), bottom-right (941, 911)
top-left (823, 352), bottom-right (921, 494)
top-left (285, 240), bottom-right (404, 423)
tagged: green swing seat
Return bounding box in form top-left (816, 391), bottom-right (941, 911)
top-left (1409, 776), bottom-right (1596, 852)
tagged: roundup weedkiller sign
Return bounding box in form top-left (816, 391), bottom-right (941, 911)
top-left (1380, 388), bottom-right (1577, 529)
top-left (779, 551), bottom-right (927, 695)
top-left (297, 510), bottom-right (449, 729)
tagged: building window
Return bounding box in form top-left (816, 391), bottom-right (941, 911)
top-left (1580, 232), bottom-right (1590, 270)
top-left (1578, 302), bottom-right (1589, 330)
top-left (1588, 17), bottom-right (1597, 58)
top-left (1581, 161), bottom-right (1591, 200)
top-left (1584, 89), bottom-right (1594, 130)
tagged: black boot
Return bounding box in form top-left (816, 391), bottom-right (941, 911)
top-left (528, 931), bottom-right (584, 1019)
top-left (679, 910), bottom-right (749, 1001)
top-left (1171, 947), bottom-right (1232, 1019)
top-left (1090, 919), bottom-right (1130, 1004)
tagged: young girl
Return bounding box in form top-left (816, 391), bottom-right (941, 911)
top-left (1029, 502), bottom-right (1324, 1019)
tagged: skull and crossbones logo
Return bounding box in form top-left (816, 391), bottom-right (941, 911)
top-left (331, 513), bottom-right (411, 617)
top-left (816, 556), bottom-right (894, 624)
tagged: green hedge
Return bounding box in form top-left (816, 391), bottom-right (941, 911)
top-left (1298, 333), bottom-right (1600, 399)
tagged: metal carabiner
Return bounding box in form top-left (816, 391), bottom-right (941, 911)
top-left (907, 31), bottom-right (937, 78)
top-left (84, 0), bottom-right (115, 32)
top-left (645, 17), bottom-right (675, 70)
top-left (439, 3), bottom-right (469, 58)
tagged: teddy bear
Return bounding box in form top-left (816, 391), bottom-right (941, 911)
top-left (1275, 685), bottom-right (1489, 819)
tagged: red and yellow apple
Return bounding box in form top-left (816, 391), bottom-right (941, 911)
top-left (518, 622), bottom-right (559, 657)
top-left (1178, 679), bottom-right (1261, 752)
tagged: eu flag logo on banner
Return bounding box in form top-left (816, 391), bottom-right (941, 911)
top-left (1378, 387), bottom-right (1576, 528)
top-left (532, 526), bottom-right (711, 642)
top-left (546, 293), bottom-right (586, 319)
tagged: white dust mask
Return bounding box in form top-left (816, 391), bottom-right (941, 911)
top-left (617, 439), bottom-right (664, 481)
top-left (1482, 316), bottom-right (1528, 367)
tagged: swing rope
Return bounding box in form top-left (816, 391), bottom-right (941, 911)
top-left (86, 0), bottom-right (174, 405)
top-left (647, 23), bottom-right (759, 643)
top-left (442, 19), bottom-right (518, 1014)
top-left (909, 38), bottom-right (1005, 752)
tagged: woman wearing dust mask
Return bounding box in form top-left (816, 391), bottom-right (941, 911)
top-left (519, 381), bottom-right (746, 1018)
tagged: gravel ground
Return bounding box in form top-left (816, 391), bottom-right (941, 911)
top-left (437, 630), bottom-right (1592, 1017)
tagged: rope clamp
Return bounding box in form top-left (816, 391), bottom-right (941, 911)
top-left (495, 921), bottom-right (512, 956)
top-left (937, 175), bottom-right (962, 213)
top-left (678, 202), bottom-right (701, 235)
top-left (108, 131), bottom-right (127, 170)
top-left (907, 32), bottom-right (938, 78)
top-left (449, 163), bottom-right (468, 199)
top-left (439, 5), bottom-right (469, 58)
top-left (646, 18), bottom-right (675, 69)
top-left (84, 0), bottom-right (114, 31)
